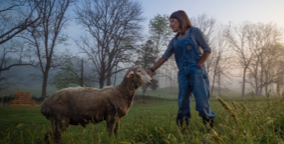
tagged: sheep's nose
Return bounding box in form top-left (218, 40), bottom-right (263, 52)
top-left (149, 79), bottom-right (152, 84)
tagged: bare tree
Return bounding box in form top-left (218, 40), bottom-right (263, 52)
top-left (191, 14), bottom-right (217, 77)
top-left (0, 0), bottom-right (42, 45)
top-left (0, 71), bottom-right (15, 91)
top-left (80, 58), bottom-right (84, 87)
top-left (209, 26), bottom-right (232, 96)
top-left (271, 44), bottom-right (284, 95)
top-left (0, 39), bottom-right (38, 91)
top-left (0, 39), bottom-right (37, 72)
top-left (190, 14), bottom-right (235, 96)
top-left (254, 43), bottom-right (284, 95)
top-left (23, 0), bottom-right (74, 98)
top-left (224, 22), bottom-right (256, 97)
top-left (275, 45), bottom-right (284, 95)
top-left (245, 23), bottom-right (283, 96)
top-left (0, 0), bottom-right (41, 88)
top-left (74, 0), bottom-right (144, 88)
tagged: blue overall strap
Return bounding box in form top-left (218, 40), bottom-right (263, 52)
top-left (175, 27), bottom-right (195, 41)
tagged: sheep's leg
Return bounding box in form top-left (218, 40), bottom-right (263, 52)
top-left (106, 118), bottom-right (119, 137)
top-left (52, 120), bottom-right (63, 143)
top-left (52, 118), bottom-right (70, 143)
top-left (60, 118), bottom-right (70, 133)
top-left (114, 119), bottom-right (120, 135)
top-left (44, 119), bottom-right (57, 144)
top-left (44, 131), bottom-right (51, 144)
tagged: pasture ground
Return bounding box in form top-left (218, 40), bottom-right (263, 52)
top-left (1, 95), bottom-right (284, 143)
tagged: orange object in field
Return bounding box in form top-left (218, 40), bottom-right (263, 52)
top-left (9, 92), bottom-right (36, 106)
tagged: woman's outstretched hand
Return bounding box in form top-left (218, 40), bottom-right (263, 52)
top-left (146, 69), bottom-right (153, 77)
top-left (145, 57), bottom-right (167, 77)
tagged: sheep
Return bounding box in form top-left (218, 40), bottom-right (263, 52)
top-left (41, 67), bottom-right (152, 143)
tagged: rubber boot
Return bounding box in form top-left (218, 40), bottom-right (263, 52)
top-left (202, 117), bottom-right (214, 132)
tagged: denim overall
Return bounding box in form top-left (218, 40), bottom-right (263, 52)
top-left (163, 27), bottom-right (216, 126)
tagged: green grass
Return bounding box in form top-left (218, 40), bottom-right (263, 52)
top-left (1, 95), bottom-right (284, 143)
top-left (136, 86), bottom-right (241, 99)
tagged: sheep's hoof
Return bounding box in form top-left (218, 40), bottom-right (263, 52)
top-left (44, 132), bottom-right (51, 144)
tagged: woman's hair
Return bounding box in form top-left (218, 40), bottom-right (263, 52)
top-left (170, 10), bottom-right (193, 36)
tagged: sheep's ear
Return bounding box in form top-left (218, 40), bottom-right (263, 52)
top-left (127, 71), bottom-right (134, 78)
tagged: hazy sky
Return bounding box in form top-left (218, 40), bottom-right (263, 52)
top-left (65, 0), bottom-right (284, 53)
top-left (141, 0), bottom-right (284, 31)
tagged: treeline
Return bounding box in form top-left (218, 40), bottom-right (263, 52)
top-left (0, 95), bottom-right (45, 104)
top-left (0, 57), bottom-right (107, 87)
top-left (187, 17), bottom-right (284, 97)
top-left (0, 0), bottom-right (283, 98)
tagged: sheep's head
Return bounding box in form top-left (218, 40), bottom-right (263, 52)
top-left (125, 67), bottom-right (152, 89)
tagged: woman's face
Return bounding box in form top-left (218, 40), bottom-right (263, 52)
top-left (170, 18), bottom-right (180, 33)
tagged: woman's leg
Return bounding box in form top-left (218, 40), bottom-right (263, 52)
top-left (189, 66), bottom-right (215, 119)
top-left (176, 69), bottom-right (192, 127)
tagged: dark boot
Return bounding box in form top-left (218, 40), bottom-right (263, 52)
top-left (176, 112), bottom-right (191, 132)
top-left (202, 117), bottom-right (214, 132)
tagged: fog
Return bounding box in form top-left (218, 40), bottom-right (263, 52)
top-left (1, 0), bottom-right (284, 98)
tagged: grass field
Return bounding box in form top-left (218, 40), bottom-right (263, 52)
top-left (1, 93), bottom-right (284, 144)
top-left (136, 86), bottom-right (241, 100)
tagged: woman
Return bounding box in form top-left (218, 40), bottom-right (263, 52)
top-left (146, 10), bottom-right (215, 129)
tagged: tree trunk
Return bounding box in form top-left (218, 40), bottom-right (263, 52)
top-left (242, 67), bottom-right (247, 97)
top-left (259, 73), bottom-right (263, 96)
top-left (210, 76), bottom-right (216, 97)
top-left (206, 61), bottom-right (210, 79)
top-left (211, 56), bottom-right (220, 96)
top-left (218, 68), bottom-right (221, 96)
top-left (142, 85), bottom-right (148, 96)
top-left (113, 66), bottom-right (117, 86)
top-left (80, 58), bottom-right (84, 87)
top-left (106, 61), bottom-right (112, 86)
top-left (99, 76), bottom-right (105, 89)
top-left (253, 57), bottom-right (260, 96)
top-left (277, 80), bottom-right (280, 96)
top-left (107, 70), bottom-right (112, 86)
top-left (259, 54), bottom-right (264, 96)
top-left (264, 69), bottom-right (270, 95)
top-left (41, 73), bottom-right (48, 98)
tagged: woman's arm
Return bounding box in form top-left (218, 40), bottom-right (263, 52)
top-left (146, 38), bottom-right (174, 76)
top-left (194, 28), bottom-right (211, 67)
top-left (146, 57), bottom-right (167, 76)
top-left (197, 51), bottom-right (210, 68)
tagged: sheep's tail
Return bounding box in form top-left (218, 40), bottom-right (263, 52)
top-left (41, 97), bottom-right (52, 119)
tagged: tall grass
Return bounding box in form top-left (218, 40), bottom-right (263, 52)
top-left (1, 95), bottom-right (284, 143)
